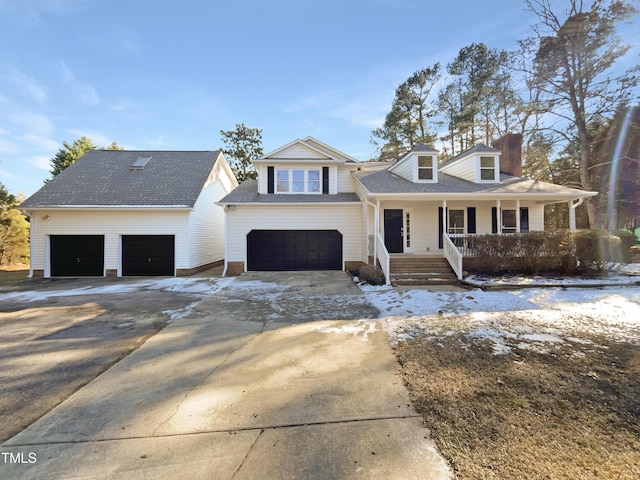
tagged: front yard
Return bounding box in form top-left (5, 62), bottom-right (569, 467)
top-left (362, 281), bottom-right (640, 479)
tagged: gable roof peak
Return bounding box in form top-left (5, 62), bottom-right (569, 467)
top-left (411, 143), bottom-right (439, 153)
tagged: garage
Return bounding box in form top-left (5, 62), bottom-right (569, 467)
top-left (247, 230), bottom-right (342, 271)
top-left (122, 235), bottom-right (175, 276)
top-left (50, 235), bottom-right (105, 276)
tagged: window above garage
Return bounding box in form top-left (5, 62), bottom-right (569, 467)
top-left (276, 168), bottom-right (321, 194)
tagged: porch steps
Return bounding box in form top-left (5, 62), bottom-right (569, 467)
top-left (389, 257), bottom-right (459, 286)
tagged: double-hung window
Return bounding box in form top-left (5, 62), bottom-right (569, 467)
top-left (501, 210), bottom-right (517, 233)
top-left (418, 155), bottom-right (434, 180)
top-left (448, 209), bottom-right (465, 234)
top-left (276, 169), bottom-right (322, 194)
top-left (480, 156), bottom-right (496, 181)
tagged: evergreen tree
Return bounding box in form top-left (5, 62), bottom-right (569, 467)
top-left (0, 185), bottom-right (29, 266)
top-left (48, 136), bottom-right (122, 181)
top-left (219, 124), bottom-right (263, 182)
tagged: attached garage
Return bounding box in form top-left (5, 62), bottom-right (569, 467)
top-left (247, 230), bottom-right (342, 271)
top-left (50, 235), bottom-right (105, 277)
top-left (122, 235), bottom-right (175, 276)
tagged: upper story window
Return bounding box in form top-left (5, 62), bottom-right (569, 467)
top-left (417, 155), bottom-right (434, 181)
top-left (276, 169), bottom-right (321, 194)
top-left (480, 156), bottom-right (496, 181)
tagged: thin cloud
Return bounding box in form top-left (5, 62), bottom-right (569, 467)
top-left (20, 133), bottom-right (59, 151)
top-left (2, 68), bottom-right (47, 103)
top-left (28, 156), bottom-right (51, 171)
top-left (9, 112), bottom-right (54, 137)
top-left (67, 129), bottom-right (113, 147)
top-left (59, 62), bottom-right (101, 106)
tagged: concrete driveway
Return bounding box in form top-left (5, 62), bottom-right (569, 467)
top-left (0, 272), bottom-right (450, 479)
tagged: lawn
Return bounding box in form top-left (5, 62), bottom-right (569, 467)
top-left (397, 327), bottom-right (640, 479)
top-left (0, 268), bottom-right (29, 286)
top-left (360, 281), bottom-right (640, 478)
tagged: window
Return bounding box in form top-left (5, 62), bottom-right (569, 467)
top-left (276, 170), bottom-right (289, 192)
top-left (418, 155), bottom-right (434, 180)
top-left (292, 170), bottom-right (305, 192)
top-left (405, 211), bottom-right (411, 248)
top-left (308, 170), bottom-right (321, 193)
top-left (275, 169), bottom-right (322, 194)
top-left (502, 209), bottom-right (517, 233)
top-left (448, 209), bottom-right (465, 234)
top-left (480, 156), bottom-right (496, 181)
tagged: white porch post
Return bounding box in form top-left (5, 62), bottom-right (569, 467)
top-left (569, 200), bottom-right (576, 231)
top-left (496, 199), bottom-right (502, 234)
top-left (516, 199), bottom-right (521, 233)
top-left (374, 200), bottom-right (380, 263)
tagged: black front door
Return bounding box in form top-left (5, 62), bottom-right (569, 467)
top-left (384, 209), bottom-right (403, 253)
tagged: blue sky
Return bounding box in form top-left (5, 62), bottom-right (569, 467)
top-left (1, 0), bottom-right (638, 197)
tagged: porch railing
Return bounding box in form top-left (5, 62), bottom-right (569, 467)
top-left (376, 231), bottom-right (391, 285)
top-left (447, 233), bottom-right (478, 257)
top-left (443, 234), bottom-right (464, 280)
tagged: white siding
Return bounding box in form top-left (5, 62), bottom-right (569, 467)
top-left (270, 144), bottom-right (331, 159)
top-left (29, 210), bottom-right (190, 277)
top-left (225, 204), bottom-right (365, 267)
top-left (337, 166), bottom-right (357, 193)
top-left (258, 165), bottom-right (268, 194)
top-left (188, 181), bottom-right (227, 267)
top-left (391, 158), bottom-right (413, 181)
top-left (440, 157), bottom-right (476, 182)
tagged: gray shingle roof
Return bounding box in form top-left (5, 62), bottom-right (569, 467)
top-left (219, 180), bottom-right (361, 203)
top-left (411, 143), bottom-right (439, 153)
top-left (439, 143), bottom-right (500, 168)
top-left (355, 169), bottom-right (594, 196)
top-left (20, 150), bottom-right (221, 208)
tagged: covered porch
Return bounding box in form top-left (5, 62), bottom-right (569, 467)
top-left (366, 197), bottom-right (586, 285)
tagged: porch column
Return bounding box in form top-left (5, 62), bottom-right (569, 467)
top-left (374, 200), bottom-right (380, 263)
top-left (569, 200), bottom-right (576, 231)
top-left (516, 199), bottom-right (521, 233)
top-left (496, 200), bottom-right (502, 234)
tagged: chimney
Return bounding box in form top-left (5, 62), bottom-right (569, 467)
top-left (492, 133), bottom-right (522, 177)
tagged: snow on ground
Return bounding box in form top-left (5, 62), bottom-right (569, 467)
top-left (361, 281), bottom-right (640, 354)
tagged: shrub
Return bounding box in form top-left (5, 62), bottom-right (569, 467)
top-left (358, 264), bottom-right (385, 285)
top-left (614, 230), bottom-right (638, 263)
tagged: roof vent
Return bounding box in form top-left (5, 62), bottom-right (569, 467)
top-left (130, 156), bottom-right (152, 170)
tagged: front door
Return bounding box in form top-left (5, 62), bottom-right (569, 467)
top-left (384, 209), bottom-right (403, 253)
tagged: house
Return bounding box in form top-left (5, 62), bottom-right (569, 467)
top-left (218, 134), bottom-right (597, 284)
top-left (20, 150), bottom-right (238, 278)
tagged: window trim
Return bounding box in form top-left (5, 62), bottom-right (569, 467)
top-left (478, 155), bottom-right (498, 183)
top-left (415, 155), bottom-right (437, 183)
top-left (448, 209), bottom-right (465, 234)
top-left (274, 168), bottom-right (323, 194)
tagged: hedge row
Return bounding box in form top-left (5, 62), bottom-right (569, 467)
top-left (464, 230), bottom-right (637, 275)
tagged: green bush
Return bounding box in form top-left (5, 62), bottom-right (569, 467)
top-left (614, 230), bottom-right (638, 263)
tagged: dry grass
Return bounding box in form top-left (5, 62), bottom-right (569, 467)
top-left (0, 268), bottom-right (29, 286)
top-left (396, 331), bottom-right (640, 479)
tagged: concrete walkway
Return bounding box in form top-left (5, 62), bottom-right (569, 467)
top-left (0, 272), bottom-right (451, 479)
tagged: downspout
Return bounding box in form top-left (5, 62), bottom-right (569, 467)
top-left (222, 204), bottom-right (229, 276)
top-left (570, 197), bottom-right (584, 232)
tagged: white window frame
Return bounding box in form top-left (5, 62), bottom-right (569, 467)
top-left (448, 209), bottom-right (465, 234)
top-left (501, 209), bottom-right (517, 233)
top-left (275, 168), bottom-right (322, 194)
top-left (478, 156), bottom-right (499, 183)
top-left (404, 209), bottom-right (413, 252)
top-left (415, 155), bottom-right (437, 183)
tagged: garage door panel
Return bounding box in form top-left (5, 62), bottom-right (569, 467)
top-left (247, 230), bottom-right (342, 271)
top-left (50, 235), bottom-right (104, 277)
top-left (122, 235), bottom-right (175, 276)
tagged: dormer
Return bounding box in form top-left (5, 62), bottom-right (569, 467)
top-left (439, 144), bottom-right (501, 184)
top-left (389, 143), bottom-right (440, 183)
top-left (252, 137), bottom-right (357, 195)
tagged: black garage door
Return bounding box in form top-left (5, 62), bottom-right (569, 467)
top-left (122, 235), bottom-right (175, 276)
top-left (247, 230), bottom-right (342, 271)
top-left (50, 235), bottom-right (104, 276)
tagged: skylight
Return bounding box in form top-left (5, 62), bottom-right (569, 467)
top-left (130, 156), bottom-right (152, 170)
